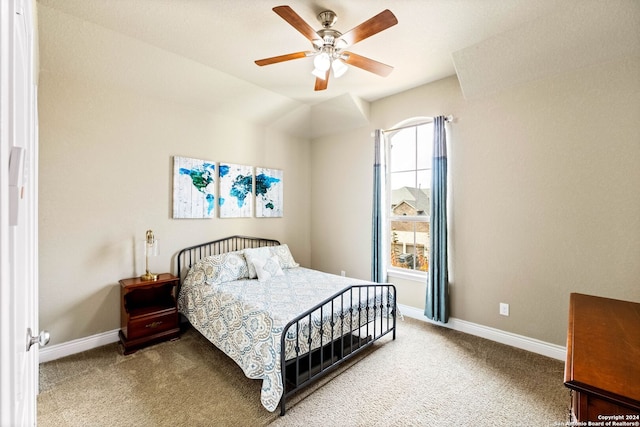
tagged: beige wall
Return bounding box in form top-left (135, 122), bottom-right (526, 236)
top-left (311, 56), bottom-right (640, 346)
top-left (310, 126), bottom-right (375, 280)
top-left (38, 74), bottom-right (311, 345)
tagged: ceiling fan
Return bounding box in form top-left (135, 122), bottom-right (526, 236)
top-left (255, 5), bottom-right (398, 91)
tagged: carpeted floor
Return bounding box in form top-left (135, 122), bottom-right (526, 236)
top-left (38, 317), bottom-right (570, 426)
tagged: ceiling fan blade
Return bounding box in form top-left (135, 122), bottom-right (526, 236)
top-left (337, 9), bottom-right (398, 46)
top-left (273, 5), bottom-right (319, 42)
top-left (255, 51), bottom-right (310, 66)
top-left (314, 70), bottom-right (329, 91)
top-left (343, 52), bottom-right (394, 77)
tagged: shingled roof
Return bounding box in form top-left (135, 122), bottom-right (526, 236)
top-left (391, 187), bottom-right (430, 215)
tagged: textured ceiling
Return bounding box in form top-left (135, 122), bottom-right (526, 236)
top-left (453, 1), bottom-right (640, 99)
top-left (37, 0), bottom-right (640, 138)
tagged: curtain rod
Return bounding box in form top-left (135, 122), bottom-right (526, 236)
top-left (381, 115), bottom-right (454, 134)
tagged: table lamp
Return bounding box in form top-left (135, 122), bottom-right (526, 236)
top-left (141, 229), bottom-right (158, 281)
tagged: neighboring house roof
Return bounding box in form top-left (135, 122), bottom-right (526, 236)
top-left (391, 187), bottom-right (430, 215)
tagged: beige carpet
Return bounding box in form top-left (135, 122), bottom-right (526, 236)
top-left (38, 318), bottom-right (570, 426)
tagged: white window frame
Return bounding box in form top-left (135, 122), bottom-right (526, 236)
top-left (385, 117), bottom-right (433, 281)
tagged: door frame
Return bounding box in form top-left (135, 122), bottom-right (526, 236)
top-left (0, 0), bottom-right (39, 425)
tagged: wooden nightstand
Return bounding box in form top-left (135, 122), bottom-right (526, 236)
top-left (119, 273), bottom-right (180, 355)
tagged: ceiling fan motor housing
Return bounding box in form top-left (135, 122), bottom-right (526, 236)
top-left (314, 10), bottom-right (343, 57)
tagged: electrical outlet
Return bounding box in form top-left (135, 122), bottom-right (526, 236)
top-left (340, 270), bottom-right (346, 277)
top-left (499, 303), bottom-right (510, 316)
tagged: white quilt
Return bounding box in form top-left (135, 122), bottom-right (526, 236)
top-left (177, 263), bottom-right (393, 412)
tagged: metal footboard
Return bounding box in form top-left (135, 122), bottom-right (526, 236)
top-left (279, 283), bottom-right (397, 415)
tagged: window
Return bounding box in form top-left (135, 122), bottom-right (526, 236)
top-left (387, 119), bottom-right (433, 276)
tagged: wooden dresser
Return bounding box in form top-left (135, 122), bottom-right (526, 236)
top-left (564, 293), bottom-right (640, 422)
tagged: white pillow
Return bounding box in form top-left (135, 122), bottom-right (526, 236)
top-left (252, 255), bottom-right (284, 282)
top-left (243, 246), bottom-right (274, 279)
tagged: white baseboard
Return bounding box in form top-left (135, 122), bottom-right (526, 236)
top-left (398, 304), bottom-right (567, 361)
top-left (39, 307), bottom-right (566, 364)
top-left (39, 329), bottom-right (120, 364)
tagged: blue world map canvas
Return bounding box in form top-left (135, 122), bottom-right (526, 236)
top-left (256, 167), bottom-right (283, 217)
top-left (173, 156), bottom-right (216, 219)
top-left (219, 163), bottom-right (253, 218)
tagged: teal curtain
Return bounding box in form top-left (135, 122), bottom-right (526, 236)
top-left (371, 129), bottom-right (386, 283)
top-left (425, 116), bottom-right (449, 322)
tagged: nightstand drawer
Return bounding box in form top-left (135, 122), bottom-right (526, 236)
top-left (126, 310), bottom-right (178, 340)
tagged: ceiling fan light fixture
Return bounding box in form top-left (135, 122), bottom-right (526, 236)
top-left (334, 38), bottom-right (348, 50)
top-left (331, 58), bottom-right (348, 78)
top-left (311, 68), bottom-right (327, 80)
top-left (255, 6), bottom-right (398, 91)
top-left (313, 51), bottom-right (331, 71)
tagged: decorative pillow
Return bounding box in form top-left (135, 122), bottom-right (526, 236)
top-left (272, 244), bottom-right (299, 269)
top-left (202, 251), bottom-right (249, 285)
top-left (243, 246), bottom-right (274, 279)
top-left (252, 255), bottom-right (285, 282)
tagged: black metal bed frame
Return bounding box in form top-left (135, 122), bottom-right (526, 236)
top-left (176, 235), bottom-right (397, 416)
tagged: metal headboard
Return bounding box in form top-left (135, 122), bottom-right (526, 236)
top-left (176, 235), bottom-right (280, 285)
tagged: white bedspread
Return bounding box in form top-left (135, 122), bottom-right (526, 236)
top-left (177, 263), bottom-right (392, 412)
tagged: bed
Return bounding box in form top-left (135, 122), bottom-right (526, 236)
top-left (176, 235), bottom-right (397, 415)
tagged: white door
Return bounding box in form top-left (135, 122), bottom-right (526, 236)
top-left (0, 1), bottom-right (43, 426)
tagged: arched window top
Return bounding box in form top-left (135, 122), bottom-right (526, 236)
top-left (385, 116), bottom-right (432, 138)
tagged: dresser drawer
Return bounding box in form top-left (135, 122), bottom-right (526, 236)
top-left (126, 310), bottom-right (178, 340)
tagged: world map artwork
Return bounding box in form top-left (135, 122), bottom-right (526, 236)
top-left (172, 156), bottom-right (216, 219)
top-left (219, 163), bottom-right (253, 218)
top-left (256, 168), bottom-right (283, 217)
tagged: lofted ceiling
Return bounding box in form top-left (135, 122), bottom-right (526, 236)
top-left (37, 0), bottom-right (640, 138)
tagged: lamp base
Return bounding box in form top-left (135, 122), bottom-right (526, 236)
top-left (140, 272), bottom-right (158, 281)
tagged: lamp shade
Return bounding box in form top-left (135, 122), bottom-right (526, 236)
top-left (145, 239), bottom-right (158, 256)
top-left (145, 230), bottom-right (158, 256)
top-left (311, 68), bottom-right (327, 80)
top-left (313, 52), bottom-right (331, 72)
top-left (331, 58), bottom-right (348, 78)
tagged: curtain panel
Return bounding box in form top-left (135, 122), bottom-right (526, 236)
top-left (425, 116), bottom-right (450, 323)
top-left (371, 129), bottom-right (386, 283)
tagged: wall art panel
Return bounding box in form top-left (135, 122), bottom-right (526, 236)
top-left (219, 163), bottom-right (253, 218)
top-left (173, 156), bottom-right (216, 219)
top-left (256, 168), bottom-right (283, 217)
